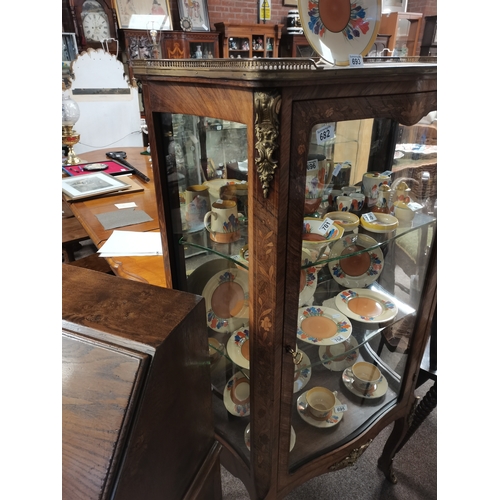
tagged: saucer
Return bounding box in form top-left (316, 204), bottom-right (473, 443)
top-left (299, 266), bottom-right (318, 306)
top-left (244, 423), bottom-right (296, 451)
top-left (223, 372), bottom-right (251, 417)
top-left (226, 327), bottom-right (250, 369)
top-left (293, 350), bottom-right (312, 393)
top-left (202, 268), bottom-right (249, 333)
top-left (318, 337), bottom-right (359, 372)
top-left (296, 392), bottom-right (344, 428)
top-left (297, 306), bottom-right (352, 345)
top-left (334, 288), bottom-right (398, 324)
top-left (328, 233), bottom-right (384, 288)
top-left (342, 368), bottom-right (388, 399)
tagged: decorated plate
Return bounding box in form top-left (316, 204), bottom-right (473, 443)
top-left (227, 327), bottom-right (250, 369)
top-left (299, 265), bottom-right (318, 306)
top-left (318, 336), bottom-right (359, 372)
top-left (223, 372), bottom-right (251, 417)
top-left (298, 0), bottom-right (381, 66)
top-left (296, 391), bottom-right (344, 428)
top-left (202, 268), bottom-right (249, 333)
top-left (245, 424), bottom-right (296, 451)
top-left (297, 306), bottom-right (352, 345)
top-left (334, 288), bottom-right (398, 323)
top-left (293, 349), bottom-right (312, 393)
top-left (187, 258), bottom-right (237, 295)
top-left (328, 233), bottom-right (384, 288)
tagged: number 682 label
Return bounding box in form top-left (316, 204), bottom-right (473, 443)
top-left (315, 124), bottom-right (334, 145)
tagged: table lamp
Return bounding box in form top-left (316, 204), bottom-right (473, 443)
top-left (62, 93), bottom-right (82, 165)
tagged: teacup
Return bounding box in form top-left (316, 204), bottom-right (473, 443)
top-left (347, 361), bottom-right (383, 393)
top-left (184, 184), bottom-right (210, 231)
top-left (328, 189), bottom-right (343, 208)
top-left (349, 193), bottom-right (365, 212)
top-left (204, 199), bottom-right (242, 243)
top-left (336, 196), bottom-right (352, 212)
top-left (305, 386), bottom-right (336, 420)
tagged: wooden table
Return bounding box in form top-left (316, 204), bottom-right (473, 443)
top-left (66, 147), bottom-right (167, 287)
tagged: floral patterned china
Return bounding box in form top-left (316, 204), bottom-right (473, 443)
top-left (328, 233), bottom-right (384, 288)
top-left (202, 268), bottom-right (249, 333)
top-left (342, 367), bottom-right (388, 398)
top-left (334, 288), bottom-right (398, 323)
top-left (318, 337), bottom-right (359, 372)
top-left (293, 349), bottom-right (312, 393)
top-left (227, 327), bottom-right (250, 369)
top-left (299, 265), bottom-right (318, 306)
top-left (298, 0), bottom-right (381, 66)
top-left (224, 372), bottom-right (251, 417)
top-left (297, 306), bottom-right (352, 345)
top-left (296, 391), bottom-right (344, 428)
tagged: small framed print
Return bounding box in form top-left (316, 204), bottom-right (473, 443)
top-left (178, 0), bottom-right (211, 31)
top-left (62, 172), bottom-right (131, 200)
top-left (113, 0), bottom-right (172, 30)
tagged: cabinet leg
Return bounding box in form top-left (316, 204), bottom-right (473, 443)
top-left (377, 415), bottom-right (409, 484)
top-left (396, 382), bottom-right (437, 453)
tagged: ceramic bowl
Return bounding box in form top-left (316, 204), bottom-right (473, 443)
top-left (360, 213), bottom-right (399, 234)
top-left (393, 201), bottom-right (415, 222)
top-left (302, 217), bottom-right (344, 264)
top-left (323, 211), bottom-right (360, 233)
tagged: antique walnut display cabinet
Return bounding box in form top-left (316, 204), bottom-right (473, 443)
top-left (132, 58), bottom-right (437, 499)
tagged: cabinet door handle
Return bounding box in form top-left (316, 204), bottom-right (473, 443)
top-left (286, 345), bottom-right (303, 365)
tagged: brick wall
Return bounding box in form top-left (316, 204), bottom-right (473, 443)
top-left (195, 0), bottom-right (293, 29)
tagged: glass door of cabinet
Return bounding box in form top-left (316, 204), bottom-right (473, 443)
top-left (156, 111), bottom-right (253, 449)
top-left (287, 116), bottom-right (436, 473)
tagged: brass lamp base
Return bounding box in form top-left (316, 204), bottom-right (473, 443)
top-left (62, 125), bottom-right (82, 165)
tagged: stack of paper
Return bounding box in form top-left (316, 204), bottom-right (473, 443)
top-left (98, 230), bottom-right (162, 257)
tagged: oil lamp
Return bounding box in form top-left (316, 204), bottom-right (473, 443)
top-left (62, 93), bottom-right (82, 165)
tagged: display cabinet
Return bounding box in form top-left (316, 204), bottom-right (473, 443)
top-left (215, 23), bottom-right (282, 58)
top-left (133, 58), bottom-right (437, 499)
top-left (378, 12), bottom-right (423, 56)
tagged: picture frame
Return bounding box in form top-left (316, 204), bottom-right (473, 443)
top-left (62, 172), bottom-right (131, 200)
top-left (178, 0), bottom-right (211, 32)
top-left (283, 0), bottom-right (297, 6)
top-left (113, 0), bottom-right (172, 30)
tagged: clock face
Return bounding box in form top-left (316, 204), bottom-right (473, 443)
top-left (82, 12), bottom-right (110, 42)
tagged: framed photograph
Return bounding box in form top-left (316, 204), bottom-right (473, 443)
top-left (283, 0), bottom-right (297, 6)
top-left (113, 0), bottom-right (172, 30)
top-left (62, 172), bottom-right (131, 200)
top-left (178, 0), bottom-right (211, 31)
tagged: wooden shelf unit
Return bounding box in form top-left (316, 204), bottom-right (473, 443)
top-left (215, 23), bottom-right (283, 59)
